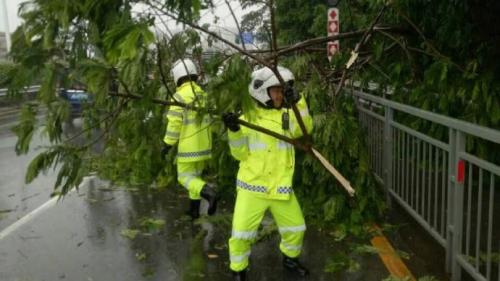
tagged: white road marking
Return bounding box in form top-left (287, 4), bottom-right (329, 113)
top-left (0, 176), bottom-right (95, 240)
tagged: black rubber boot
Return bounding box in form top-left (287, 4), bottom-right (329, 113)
top-left (232, 270), bottom-right (247, 281)
top-left (186, 199), bottom-right (201, 219)
top-left (200, 183), bottom-right (218, 215)
top-left (283, 255), bottom-right (309, 277)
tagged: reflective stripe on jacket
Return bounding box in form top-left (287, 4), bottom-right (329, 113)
top-left (163, 82), bottom-right (212, 162)
top-left (228, 96), bottom-right (313, 200)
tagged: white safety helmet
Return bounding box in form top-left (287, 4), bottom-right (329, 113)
top-left (248, 66), bottom-right (294, 107)
top-left (171, 58), bottom-right (198, 85)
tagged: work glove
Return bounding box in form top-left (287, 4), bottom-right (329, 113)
top-left (222, 112), bottom-right (240, 132)
top-left (283, 85), bottom-right (300, 107)
top-left (161, 143), bottom-right (173, 158)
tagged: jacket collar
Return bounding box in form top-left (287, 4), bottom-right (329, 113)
top-left (177, 81), bottom-right (201, 91)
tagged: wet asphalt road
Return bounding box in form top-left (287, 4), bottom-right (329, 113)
top-left (0, 105), bottom-right (56, 231)
top-left (0, 179), bottom-right (389, 281)
top-left (0, 104), bottom-right (445, 281)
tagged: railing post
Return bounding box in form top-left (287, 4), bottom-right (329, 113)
top-left (383, 106), bottom-right (393, 208)
top-left (451, 131), bottom-right (465, 281)
top-left (446, 128), bottom-right (456, 273)
top-left (446, 129), bottom-right (465, 280)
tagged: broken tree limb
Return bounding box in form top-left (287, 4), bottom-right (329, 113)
top-left (123, 1), bottom-right (355, 196)
top-left (108, 91), bottom-right (355, 197)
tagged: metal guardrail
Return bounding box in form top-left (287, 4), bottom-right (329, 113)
top-left (353, 89), bottom-right (500, 281)
top-left (0, 85), bottom-right (41, 98)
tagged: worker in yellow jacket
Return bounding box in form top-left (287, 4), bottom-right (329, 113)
top-left (222, 66), bottom-right (313, 280)
top-left (162, 58), bottom-right (217, 219)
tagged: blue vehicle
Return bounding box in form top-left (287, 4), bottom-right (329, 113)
top-left (59, 88), bottom-right (91, 119)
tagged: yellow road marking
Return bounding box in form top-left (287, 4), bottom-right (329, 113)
top-left (370, 224), bottom-right (416, 281)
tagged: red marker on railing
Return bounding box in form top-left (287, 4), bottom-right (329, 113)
top-left (456, 160), bottom-right (465, 184)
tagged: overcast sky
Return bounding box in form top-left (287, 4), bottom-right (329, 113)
top-left (0, 0), bottom-right (24, 32)
top-left (1, 0), bottom-right (249, 34)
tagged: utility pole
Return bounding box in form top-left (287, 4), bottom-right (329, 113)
top-left (1, 0), bottom-right (12, 53)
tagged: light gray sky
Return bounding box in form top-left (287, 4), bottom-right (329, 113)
top-left (1, 0), bottom-right (250, 33)
top-left (0, 0), bottom-right (24, 32)
top-left (1, 0), bottom-right (257, 52)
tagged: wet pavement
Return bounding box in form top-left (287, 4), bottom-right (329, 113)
top-left (386, 204), bottom-right (450, 281)
top-left (0, 104), bottom-right (448, 281)
top-left (0, 179), bottom-right (390, 281)
top-left (0, 106), bottom-right (56, 231)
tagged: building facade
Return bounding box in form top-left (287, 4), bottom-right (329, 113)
top-left (0, 32), bottom-right (7, 60)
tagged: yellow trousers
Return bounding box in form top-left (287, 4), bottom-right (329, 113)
top-left (229, 189), bottom-right (306, 272)
top-left (177, 161), bottom-right (206, 200)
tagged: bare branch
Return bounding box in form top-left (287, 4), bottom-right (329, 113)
top-left (269, 0), bottom-right (278, 62)
top-left (149, 1), bottom-right (275, 69)
top-left (150, 6), bottom-right (202, 104)
top-left (81, 99), bottom-right (127, 150)
top-left (224, 0), bottom-right (246, 51)
top-left (150, 1), bottom-right (316, 141)
top-left (155, 40), bottom-right (175, 98)
top-left (376, 30), bottom-right (417, 81)
top-left (391, 6), bottom-right (465, 73)
top-left (333, 5), bottom-right (388, 99)
top-left (270, 30), bottom-right (367, 59)
top-left (65, 99), bottom-right (127, 145)
top-left (250, 26), bottom-right (400, 58)
top-left (109, 92), bottom-right (186, 107)
top-left (108, 91), bottom-right (310, 150)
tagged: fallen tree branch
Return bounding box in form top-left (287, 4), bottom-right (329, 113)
top-left (150, 2), bottom-right (312, 142)
top-left (147, 1), bottom-right (354, 196)
top-left (108, 91), bottom-right (355, 197)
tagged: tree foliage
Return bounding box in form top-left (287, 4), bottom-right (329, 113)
top-left (2, 0), bottom-right (499, 233)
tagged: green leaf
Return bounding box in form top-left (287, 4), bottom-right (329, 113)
top-left (139, 217), bottom-right (166, 232)
top-left (25, 149), bottom-right (58, 183)
top-left (135, 252), bottom-right (147, 261)
top-left (472, 82), bottom-right (481, 101)
top-left (353, 244), bottom-right (381, 255)
top-left (12, 103), bottom-right (37, 155)
top-left (121, 228), bottom-right (140, 240)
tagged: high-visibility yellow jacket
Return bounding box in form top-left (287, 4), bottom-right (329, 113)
top-left (163, 81), bottom-right (212, 163)
top-left (228, 96), bottom-right (313, 200)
